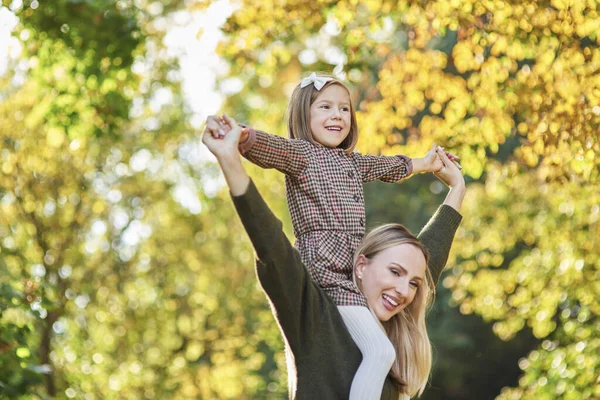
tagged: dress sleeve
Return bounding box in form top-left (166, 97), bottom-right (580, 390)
top-left (417, 204), bottom-right (463, 285)
top-left (350, 152), bottom-right (413, 183)
top-left (238, 128), bottom-right (311, 177)
top-left (231, 180), bottom-right (323, 352)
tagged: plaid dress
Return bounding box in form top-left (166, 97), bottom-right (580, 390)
top-left (240, 128), bottom-right (412, 307)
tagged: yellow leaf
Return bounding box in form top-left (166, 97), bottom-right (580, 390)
top-left (47, 127), bottom-right (66, 148)
top-left (550, 0), bottom-right (571, 10)
top-left (16, 347), bottom-right (30, 358)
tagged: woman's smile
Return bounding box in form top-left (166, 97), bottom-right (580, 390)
top-left (356, 243), bottom-right (427, 321)
top-left (382, 293), bottom-right (400, 311)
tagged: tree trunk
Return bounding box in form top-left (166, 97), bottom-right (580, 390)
top-left (40, 311), bottom-right (59, 397)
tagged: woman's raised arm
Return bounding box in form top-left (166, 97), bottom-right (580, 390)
top-left (201, 115), bottom-right (323, 352)
top-left (434, 147), bottom-right (466, 212)
top-left (417, 148), bottom-right (465, 285)
top-left (202, 114), bottom-right (250, 196)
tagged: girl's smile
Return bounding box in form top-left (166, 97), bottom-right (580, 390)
top-left (309, 84), bottom-right (352, 148)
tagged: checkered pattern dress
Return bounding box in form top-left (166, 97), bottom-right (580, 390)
top-left (239, 128), bottom-right (413, 307)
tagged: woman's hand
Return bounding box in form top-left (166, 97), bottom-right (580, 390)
top-left (434, 148), bottom-right (465, 189)
top-left (202, 114), bottom-right (251, 195)
top-left (203, 114), bottom-right (230, 139)
top-left (442, 147), bottom-right (461, 170)
top-left (202, 114), bottom-right (246, 161)
top-left (434, 148), bottom-right (465, 212)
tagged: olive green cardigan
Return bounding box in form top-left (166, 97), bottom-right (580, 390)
top-left (232, 180), bottom-right (462, 399)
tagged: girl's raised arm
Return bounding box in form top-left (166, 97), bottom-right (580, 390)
top-left (351, 143), bottom-right (461, 183)
top-left (237, 125), bottom-right (312, 177)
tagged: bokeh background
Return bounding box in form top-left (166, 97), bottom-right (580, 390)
top-left (0, 0), bottom-right (599, 399)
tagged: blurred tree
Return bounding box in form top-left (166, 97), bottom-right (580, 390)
top-left (0, 0), bottom-right (287, 398)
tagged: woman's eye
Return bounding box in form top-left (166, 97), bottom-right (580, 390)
top-left (321, 105), bottom-right (329, 109)
top-left (391, 269), bottom-right (400, 276)
top-left (410, 281), bottom-right (419, 289)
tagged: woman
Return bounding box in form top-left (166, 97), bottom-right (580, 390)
top-left (202, 116), bottom-right (465, 399)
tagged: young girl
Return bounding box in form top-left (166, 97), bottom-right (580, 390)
top-left (210, 72), bottom-right (456, 399)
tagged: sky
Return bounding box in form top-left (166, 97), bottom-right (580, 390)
top-left (0, 5), bottom-right (20, 76)
top-left (0, 0), bottom-right (234, 125)
top-left (163, 0), bottom-right (235, 127)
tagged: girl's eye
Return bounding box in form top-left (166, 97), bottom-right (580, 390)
top-left (320, 105), bottom-right (329, 109)
top-left (342, 107), bottom-right (350, 112)
top-left (410, 281), bottom-right (419, 289)
top-left (391, 269), bottom-right (400, 277)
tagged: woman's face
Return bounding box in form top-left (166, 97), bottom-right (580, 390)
top-left (356, 244), bottom-right (427, 322)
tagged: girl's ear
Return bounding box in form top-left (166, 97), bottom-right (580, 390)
top-left (355, 254), bottom-right (368, 280)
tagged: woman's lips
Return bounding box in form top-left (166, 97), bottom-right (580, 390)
top-left (382, 294), bottom-right (399, 312)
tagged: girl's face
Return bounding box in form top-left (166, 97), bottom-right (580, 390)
top-left (309, 84), bottom-right (352, 148)
top-left (356, 244), bottom-right (427, 322)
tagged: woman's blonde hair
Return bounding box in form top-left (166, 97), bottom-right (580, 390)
top-left (286, 72), bottom-right (359, 154)
top-left (353, 224), bottom-right (435, 398)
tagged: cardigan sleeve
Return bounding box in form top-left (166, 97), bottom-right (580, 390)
top-left (238, 128), bottom-right (312, 177)
top-left (350, 152), bottom-right (413, 183)
top-left (417, 204), bottom-right (463, 285)
top-left (231, 180), bottom-right (322, 352)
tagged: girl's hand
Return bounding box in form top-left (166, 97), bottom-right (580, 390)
top-left (424, 143), bottom-right (444, 172)
top-left (202, 114), bottom-right (247, 160)
top-left (412, 144), bottom-right (462, 173)
top-left (413, 143), bottom-right (443, 173)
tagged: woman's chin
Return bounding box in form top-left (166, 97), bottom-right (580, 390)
top-left (374, 307), bottom-right (393, 322)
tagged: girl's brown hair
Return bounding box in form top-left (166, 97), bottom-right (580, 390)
top-left (353, 223), bottom-right (435, 398)
top-left (286, 72), bottom-right (359, 154)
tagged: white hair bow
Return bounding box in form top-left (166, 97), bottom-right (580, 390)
top-left (300, 72), bottom-right (333, 90)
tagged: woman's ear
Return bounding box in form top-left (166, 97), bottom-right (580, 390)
top-left (355, 254), bottom-right (368, 280)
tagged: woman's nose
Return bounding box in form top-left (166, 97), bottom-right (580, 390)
top-left (395, 280), bottom-right (410, 297)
